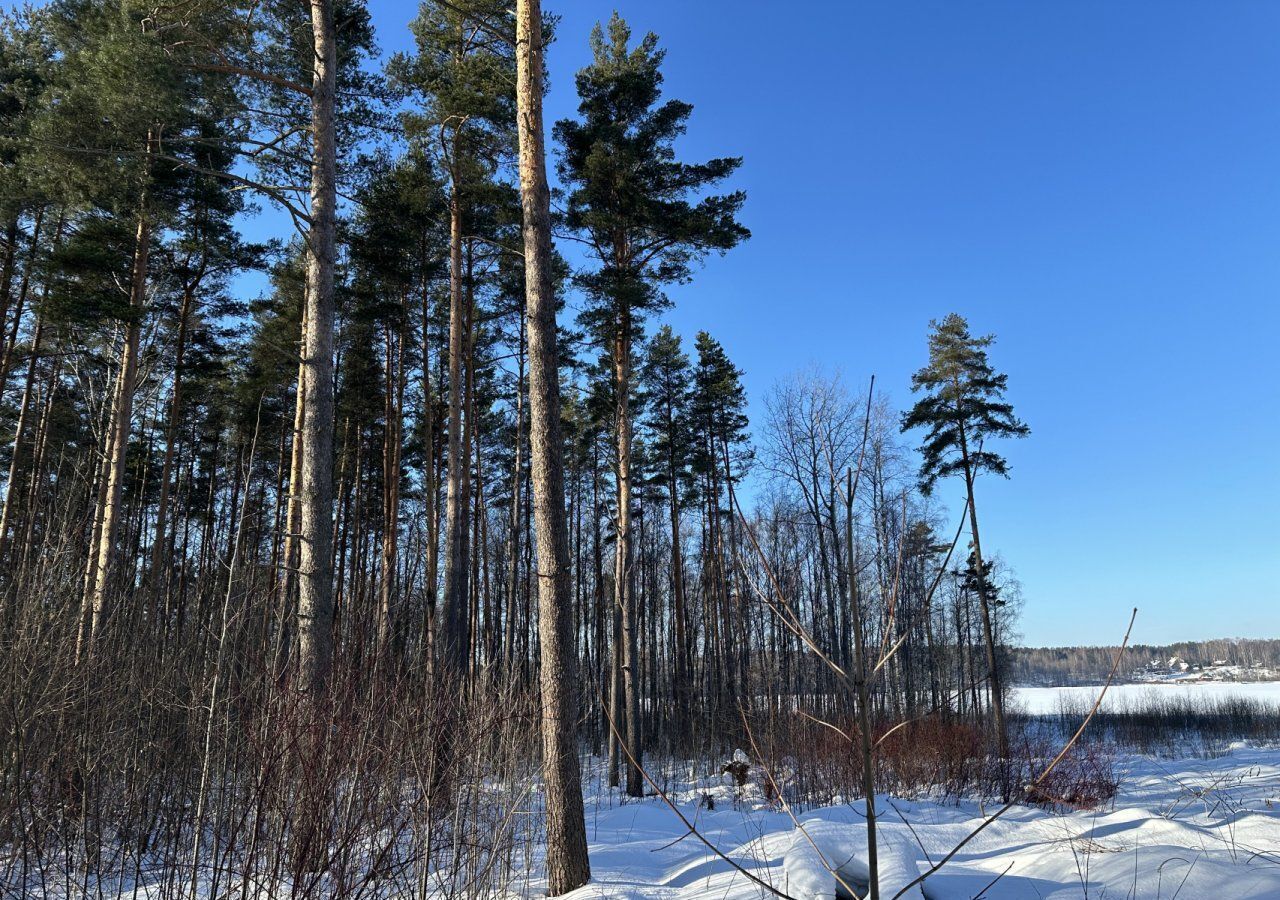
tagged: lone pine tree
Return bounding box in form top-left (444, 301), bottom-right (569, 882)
top-left (901, 312), bottom-right (1028, 757)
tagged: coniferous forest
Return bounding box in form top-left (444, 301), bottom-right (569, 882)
top-left (3, 1), bottom-right (1269, 898)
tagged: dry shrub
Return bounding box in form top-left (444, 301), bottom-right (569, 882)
top-left (1017, 739), bottom-right (1118, 811)
top-left (0, 569), bottom-right (550, 900)
top-left (876, 719), bottom-right (994, 799)
top-left (746, 707), bottom-right (1012, 806)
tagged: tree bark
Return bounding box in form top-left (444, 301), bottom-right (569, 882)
top-left (438, 175), bottom-right (469, 681)
top-left (276, 306), bottom-right (307, 680)
top-left (613, 306), bottom-right (643, 798)
top-left (79, 195), bottom-right (151, 659)
top-left (419, 286), bottom-right (440, 663)
top-left (505, 313), bottom-right (525, 670)
top-left (516, 0), bottom-right (591, 888)
top-left (666, 433), bottom-right (690, 732)
top-left (959, 427), bottom-right (1007, 757)
top-left (296, 0), bottom-right (338, 692)
top-left (378, 319), bottom-right (403, 658)
top-left (462, 262), bottom-right (478, 677)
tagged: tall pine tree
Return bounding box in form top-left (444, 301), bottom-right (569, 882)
top-left (901, 312), bottom-right (1029, 758)
top-left (555, 14), bottom-right (748, 795)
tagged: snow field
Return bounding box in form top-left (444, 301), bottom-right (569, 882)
top-left (544, 745), bottom-right (1280, 899)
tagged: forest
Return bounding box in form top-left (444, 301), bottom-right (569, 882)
top-left (0, 1), bottom-right (1271, 899)
top-left (1013, 639), bottom-right (1280, 685)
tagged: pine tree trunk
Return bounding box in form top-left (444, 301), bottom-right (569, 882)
top-left (419, 288), bottom-right (439, 662)
top-left (378, 321), bottom-right (403, 658)
top-left (80, 198), bottom-right (151, 657)
top-left (667, 443), bottom-right (690, 732)
top-left (467, 347), bottom-right (481, 677)
top-left (516, 0), bottom-right (592, 881)
top-left (439, 178), bottom-right (469, 682)
top-left (78, 397), bottom-right (114, 655)
top-left (464, 268), bottom-right (480, 677)
top-left (505, 315), bottom-right (525, 670)
top-left (276, 308), bottom-right (307, 680)
top-left (332, 419), bottom-right (353, 631)
top-left (721, 435), bottom-right (747, 708)
top-left (296, 0), bottom-right (338, 693)
top-left (957, 424), bottom-right (1007, 758)
top-left (591, 451), bottom-right (607, 755)
top-left (613, 309), bottom-right (643, 797)
top-left (607, 598), bottom-right (623, 786)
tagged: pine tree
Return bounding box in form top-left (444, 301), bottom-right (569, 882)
top-left (29, 0), bottom-right (233, 658)
top-left (392, 0), bottom-right (516, 682)
top-left (691, 330), bottom-right (751, 711)
top-left (555, 14), bottom-right (748, 795)
top-left (146, 125), bottom-right (259, 594)
top-left (641, 325), bottom-right (696, 724)
top-left (900, 312), bottom-right (1029, 757)
top-left (348, 153), bottom-right (447, 661)
top-left (514, 0), bottom-right (590, 885)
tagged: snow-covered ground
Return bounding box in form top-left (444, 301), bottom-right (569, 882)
top-left (537, 744), bottom-right (1280, 899)
top-left (1012, 681), bottom-right (1280, 715)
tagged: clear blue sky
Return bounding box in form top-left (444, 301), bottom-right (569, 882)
top-left (464, 0), bottom-right (1274, 648)
top-left (458, 0), bottom-right (1277, 648)
top-left (333, 1), bottom-right (1278, 646)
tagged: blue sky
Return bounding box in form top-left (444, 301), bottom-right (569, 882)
top-left (474, 0), bottom-right (1275, 648)
top-left (329, 1), bottom-right (1277, 645)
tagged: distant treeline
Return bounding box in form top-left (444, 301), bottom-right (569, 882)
top-left (1012, 639), bottom-right (1280, 685)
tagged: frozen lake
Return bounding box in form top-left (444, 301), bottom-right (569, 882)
top-left (1012, 680), bottom-right (1280, 715)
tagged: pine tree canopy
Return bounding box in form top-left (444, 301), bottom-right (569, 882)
top-left (692, 330), bottom-right (751, 483)
top-left (554, 13), bottom-right (748, 334)
top-left (901, 312), bottom-right (1029, 495)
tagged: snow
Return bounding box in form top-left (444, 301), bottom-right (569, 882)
top-left (23, 740), bottom-right (1280, 898)
top-left (1012, 681), bottom-right (1280, 715)
top-left (539, 745), bottom-right (1280, 899)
